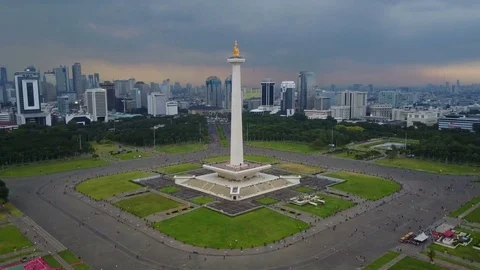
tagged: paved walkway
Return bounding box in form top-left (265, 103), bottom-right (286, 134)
top-left (459, 202), bottom-right (480, 219)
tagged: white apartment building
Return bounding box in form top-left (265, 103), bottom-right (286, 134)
top-left (147, 92), bottom-right (167, 116)
top-left (331, 105), bottom-right (350, 120)
top-left (406, 111), bottom-right (439, 127)
top-left (166, 101), bottom-right (178, 116)
top-left (337, 90), bottom-right (367, 119)
top-left (84, 88), bottom-right (108, 122)
top-left (370, 104), bottom-right (392, 119)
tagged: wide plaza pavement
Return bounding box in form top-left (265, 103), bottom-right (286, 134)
top-left (5, 144), bottom-right (479, 270)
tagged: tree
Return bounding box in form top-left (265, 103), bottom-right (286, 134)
top-left (427, 249), bottom-right (435, 263)
top-left (0, 179), bottom-right (9, 203)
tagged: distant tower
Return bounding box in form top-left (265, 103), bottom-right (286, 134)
top-left (297, 71), bottom-right (316, 111)
top-left (54, 65), bottom-right (70, 95)
top-left (281, 81), bottom-right (295, 116)
top-left (261, 79), bottom-right (275, 107)
top-left (72, 63), bottom-right (83, 98)
top-left (225, 75), bottom-right (232, 110)
top-left (0, 67), bottom-right (7, 103)
top-left (84, 88), bottom-right (108, 122)
top-left (206, 76), bottom-right (222, 107)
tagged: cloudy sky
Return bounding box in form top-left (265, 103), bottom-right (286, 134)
top-left (1, 0), bottom-right (480, 87)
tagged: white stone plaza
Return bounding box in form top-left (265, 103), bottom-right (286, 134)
top-left (175, 41), bottom-right (300, 201)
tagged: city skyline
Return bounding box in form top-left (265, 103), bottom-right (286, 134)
top-left (1, 1), bottom-right (480, 86)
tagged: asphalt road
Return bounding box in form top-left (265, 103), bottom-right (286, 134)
top-left (5, 147), bottom-right (479, 270)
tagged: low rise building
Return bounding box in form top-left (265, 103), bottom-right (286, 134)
top-left (331, 105), bottom-right (350, 120)
top-left (407, 110), bottom-right (439, 127)
top-left (439, 117), bottom-right (480, 132)
top-left (370, 104), bottom-right (392, 119)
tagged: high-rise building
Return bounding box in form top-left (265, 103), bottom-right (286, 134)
top-left (99, 81), bottom-right (115, 111)
top-left (0, 67), bottom-right (7, 103)
top-left (88, 75), bottom-right (94, 88)
top-left (280, 81), bottom-right (295, 116)
top-left (84, 88), bottom-right (108, 122)
top-left (313, 95), bottom-right (331, 110)
top-left (72, 63), bottom-right (83, 98)
top-left (261, 79), bottom-right (275, 107)
top-left (206, 76), bottom-right (222, 107)
top-left (130, 88), bottom-right (142, 109)
top-left (57, 95), bottom-right (70, 115)
top-left (330, 84), bottom-right (336, 92)
top-left (297, 71), bottom-right (316, 111)
top-left (134, 81), bottom-right (150, 108)
top-left (147, 92), bottom-right (167, 116)
top-left (338, 90), bottom-right (367, 119)
top-left (94, 73), bottom-right (100, 87)
top-left (14, 66), bottom-right (51, 126)
top-left (224, 75), bottom-right (232, 110)
top-left (445, 81), bottom-right (451, 92)
top-left (54, 65), bottom-right (70, 95)
top-left (368, 84), bottom-right (374, 92)
top-left (456, 79), bottom-right (461, 92)
top-left (42, 71), bottom-right (56, 102)
top-left (378, 91), bottom-right (399, 108)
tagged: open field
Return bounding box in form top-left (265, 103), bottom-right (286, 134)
top-left (115, 193), bottom-right (182, 217)
top-left (159, 186), bottom-right (180, 194)
top-left (276, 163), bottom-right (325, 174)
top-left (191, 196), bottom-right (214, 205)
top-left (465, 207), bottom-right (480, 223)
top-left (363, 251), bottom-right (400, 270)
top-left (295, 186), bottom-right (315, 193)
top-left (75, 171), bottom-right (152, 200)
top-left (449, 196), bottom-right (480, 217)
top-left (389, 256), bottom-right (443, 270)
top-left (157, 163), bottom-right (202, 174)
top-left (325, 171), bottom-right (400, 200)
top-left (58, 250), bottom-right (81, 264)
top-left (0, 202), bottom-right (22, 220)
top-left (256, 197), bottom-right (278, 205)
top-left (156, 143), bottom-right (207, 154)
top-left (204, 155), bottom-right (280, 164)
top-left (0, 226), bottom-right (32, 255)
top-left (0, 158), bottom-right (109, 177)
top-left (351, 138), bottom-right (419, 151)
top-left (247, 141), bottom-right (325, 154)
top-left (429, 229), bottom-right (480, 263)
top-left (42, 255), bottom-right (62, 268)
top-left (286, 194), bottom-right (355, 218)
top-left (153, 207), bottom-right (309, 248)
top-left (376, 157), bottom-right (480, 175)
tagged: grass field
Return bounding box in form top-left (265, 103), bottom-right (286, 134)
top-left (0, 158), bottom-right (109, 178)
top-left (389, 256), bottom-right (443, 270)
top-left (42, 255), bottom-right (62, 268)
top-left (363, 251), bottom-right (400, 270)
top-left (247, 141), bottom-right (324, 154)
top-left (58, 250), bottom-right (81, 264)
top-left (331, 151), bottom-right (359, 159)
top-left (429, 229), bottom-right (480, 263)
top-left (159, 185), bottom-right (180, 194)
top-left (276, 163), bottom-right (325, 174)
top-left (286, 194), bottom-right (355, 218)
top-left (352, 138), bottom-right (418, 151)
top-left (449, 196), bottom-right (480, 218)
top-left (93, 141), bottom-right (152, 161)
top-left (295, 186), bottom-right (315, 193)
top-left (157, 163), bottom-right (202, 174)
top-left (191, 196), bottom-right (214, 205)
top-left (256, 197), bottom-right (278, 205)
top-left (153, 207), bottom-right (309, 248)
top-left (0, 250), bottom-right (36, 263)
top-left (0, 226), bottom-right (32, 255)
top-left (422, 251), bottom-right (480, 270)
top-left (73, 264), bottom-right (91, 270)
top-left (0, 202), bottom-right (22, 220)
top-left (465, 207), bottom-right (480, 223)
top-left (156, 143), bottom-right (207, 154)
top-left (204, 155), bottom-right (280, 164)
top-left (376, 157), bottom-right (480, 175)
top-left (325, 171), bottom-right (400, 200)
top-left (115, 193), bottom-right (182, 217)
top-left (75, 171), bottom-right (152, 200)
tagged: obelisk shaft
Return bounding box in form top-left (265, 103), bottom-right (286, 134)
top-left (229, 60), bottom-right (244, 166)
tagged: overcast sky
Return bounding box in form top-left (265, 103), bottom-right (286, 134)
top-left (1, 0), bottom-right (480, 86)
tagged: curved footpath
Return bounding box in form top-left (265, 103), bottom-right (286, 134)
top-left (5, 147), bottom-right (479, 270)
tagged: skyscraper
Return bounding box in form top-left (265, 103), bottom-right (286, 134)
top-left (88, 75), bottom-right (94, 89)
top-left (297, 71), bottom-right (316, 111)
top-left (84, 88), bottom-right (108, 122)
top-left (147, 92), bottom-right (167, 116)
top-left (43, 71), bottom-right (56, 102)
top-left (338, 90), bottom-right (367, 119)
top-left (280, 81), bottom-right (295, 116)
top-left (99, 81), bottom-right (116, 111)
top-left (206, 76), bottom-right (222, 107)
top-left (72, 63), bottom-right (83, 98)
top-left (54, 65), bottom-right (70, 95)
top-left (0, 67), bottom-right (7, 103)
top-left (378, 91), bottom-right (399, 108)
top-left (94, 73), bottom-right (100, 87)
top-left (224, 75), bottom-right (232, 110)
top-left (261, 79), bottom-right (275, 107)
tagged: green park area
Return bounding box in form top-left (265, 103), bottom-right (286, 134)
top-left (449, 196), bottom-right (480, 218)
top-left (204, 155), bottom-right (280, 164)
top-left (75, 171), bottom-right (153, 200)
top-left (115, 193), bottom-right (182, 217)
top-left (325, 171), bottom-right (400, 200)
top-left (276, 163), bottom-right (325, 174)
top-left (0, 202), bottom-right (22, 220)
top-left (363, 251), bottom-right (400, 270)
top-left (0, 158), bottom-right (109, 178)
top-left (58, 250), bottom-right (91, 269)
top-left (191, 196), bottom-right (214, 205)
top-left (465, 207), bottom-right (480, 223)
top-left (157, 163), bottom-right (202, 174)
top-left (295, 186), bottom-right (315, 193)
top-left (351, 138), bottom-right (418, 151)
top-left (92, 142), bottom-right (152, 161)
top-left (247, 141), bottom-right (324, 154)
top-left (428, 229), bottom-right (480, 263)
top-left (159, 185), bottom-right (181, 194)
top-left (376, 157), bottom-right (480, 175)
top-left (256, 197), bottom-right (278, 205)
top-left (42, 255), bottom-right (62, 269)
top-left (286, 194), bottom-right (355, 218)
top-left (153, 207), bottom-right (308, 248)
top-left (0, 226), bottom-right (32, 255)
top-left (156, 143), bottom-right (207, 154)
top-left (389, 256), bottom-right (443, 270)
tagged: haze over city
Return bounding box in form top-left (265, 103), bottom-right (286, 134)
top-left (2, 0), bottom-right (480, 86)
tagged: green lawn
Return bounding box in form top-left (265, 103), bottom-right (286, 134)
top-left (204, 155), bottom-right (280, 164)
top-left (256, 197), bottom-right (278, 205)
top-left (0, 158), bottom-right (109, 177)
top-left (276, 163), bottom-right (325, 174)
top-left (115, 193), bottom-right (182, 217)
top-left (42, 255), bottom-right (62, 268)
top-left (376, 158), bottom-right (480, 175)
top-left (465, 207), bottom-right (480, 223)
top-left (286, 194), bottom-right (355, 218)
top-left (159, 186), bottom-right (181, 194)
top-left (92, 142), bottom-right (152, 161)
top-left (0, 226), bottom-right (32, 255)
top-left (331, 150), bottom-right (359, 159)
top-left (449, 196), bottom-right (480, 218)
top-left (429, 229), bottom-right (480, 263)
top-left (352, 139), bottom-right (418, 151)
top-left (325, 171), bottom-right (400, 200)
top-left (363, 251), bottom-right (400, 270)
top-left (191, 196), bottom-right (214, 205)
top-left (295, 186), bottom-right (315, 193)
top-left (157, 163), bottom-right (202, 174)
top-left (389, 256), bottom-right (443, 270)
top-left (153, 207), bottom-right (309, 248)
top-left (73, 264), bottom-right (91, 270)
top-left (58, 250), bottom-right (81, 264)
top-left (0, 202), bottom-right (22, 220)
top-left (0, 250), bottom-right (36, 263)
top-left (248, 141), bottom-right (325, 154)
top-left (75, 171), bottom-right (152, 200)
top-left (114, 150), bottom-right (152, 160)
top-left (156, 143), bottom-right (207, 154)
